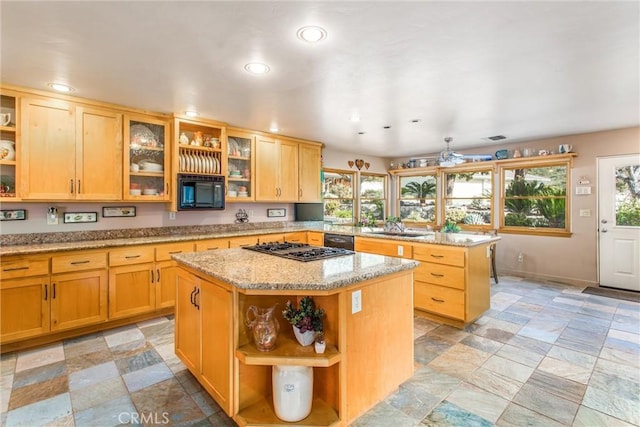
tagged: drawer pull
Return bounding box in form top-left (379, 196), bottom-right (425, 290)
top-left (168, 251), bottom-right (182, 254)
top-left (71, 260), bottom-right (90, 265)
top-left (125, 255), bottom-right (141, 259)
top-left (430, 254), bottom-right (444, 259)
top-left (430, 272), bottom-right (444, 278)
top-left (431, 297), bottom-right (445, 303)
top-left (3, 266), bottom-right (29, 272)
top-left (207, 247), bottom-right (219, 250)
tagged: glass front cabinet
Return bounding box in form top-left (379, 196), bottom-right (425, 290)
top-left (124, 114), bottom-right (171, 201)
top-left (0, 90), bottom-right (18, 200)
top-left (226, 129), bottom-right (255, 201)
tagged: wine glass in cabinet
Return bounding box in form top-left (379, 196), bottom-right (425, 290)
top-left (124, 114), bottom-right (171, 200)
top-left (0, 91), bottom-right (18, 200)
top-left (227, 129), bottom-right (254, 201)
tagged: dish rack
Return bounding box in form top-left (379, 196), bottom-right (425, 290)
top-left (179, 148), bottom-right (222, 175)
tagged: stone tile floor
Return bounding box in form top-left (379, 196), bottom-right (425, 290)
top-left (1, 276), bottom-right (638, 426)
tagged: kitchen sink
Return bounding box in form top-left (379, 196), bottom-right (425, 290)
top-left (367, 231), bottom-right (431, 237)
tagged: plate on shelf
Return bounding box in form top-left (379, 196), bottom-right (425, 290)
top-left (139, 159), bottom-right (163, 172)
top-left (0, 140), bottom-right (15, 161)
top-left (130, 124), bottom-right (158, 147)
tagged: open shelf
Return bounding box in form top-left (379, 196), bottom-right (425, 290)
top-left (235, 397), bottom-right (340, 427)
top-left (237, 335), bottom-right (341, 367)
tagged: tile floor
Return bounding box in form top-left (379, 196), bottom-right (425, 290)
top-left (1, 276), bottom-right (638, 426)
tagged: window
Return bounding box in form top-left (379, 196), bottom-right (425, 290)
top-left (323, 169), bottom-right (355, 224)
top-left (615, 165), bottom-right (640, 226)
top-left (359, 173), bottom-right (387, 225)
top-left (443, 168), bottom-right (493, 228)
top-left (501, 162), bottom-right (569, 234)
top-left (397, 174), bottom-right (437, 224)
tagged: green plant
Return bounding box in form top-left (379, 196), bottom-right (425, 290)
top-left (315, 331), bottom-right (325, 344)
top-left (504, 212), bottom-right (531, 226)
top-left (282, 296), bottom-right (324, 333)
top-left (401, 181), bottom-right (436, 205)
top-left (442, 219), bottom-right (461, 233)
top-left (535, 187), bottom-right (566, 228)
top-left (617, 199), bottom-right (640, 226)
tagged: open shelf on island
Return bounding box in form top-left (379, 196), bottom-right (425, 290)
top-left (236, 335), bottom-right (341, 367)
top-left (235, 397), bottom-right (340, 427)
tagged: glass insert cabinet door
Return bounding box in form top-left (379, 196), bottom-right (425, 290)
top-left (0, 92), bottom-right (17, 199)
top-left (124, 115), bottom-right (170, 201)
top-left (227, 131), bottom-right (254, 201)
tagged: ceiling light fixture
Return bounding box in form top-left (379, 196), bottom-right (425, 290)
top-left (185, 110), bottom-right (199, 117)
top-left (350, 115), bottom-right (361, 122)
top-left (244, 63), bottom-right (270, 74)
top-left (269, 125), bottom-right (279, 132)
top-left (358, 132), bottom-right (366, 135)
top-left (409, 119), bottom-right (422, 123)
top-left (296, 26), bottom-right (327, 43)
top-left (48, 82), bottom-right (73, 93)
top-left (438, 137), bottom-right (465, 167)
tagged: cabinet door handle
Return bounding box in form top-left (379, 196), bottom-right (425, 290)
top-left (431, 297), bottom-right (445, 303)
top-left (71, 260), bottom-right (90, 265)
top-left (150, 269), bottom-right (155, 283)
top-left (190, 286), bottom-right (196, 305)
top-left (44, 284), bottom-right (48, 301)
top-left (157, 269), bottom-right (160, 282)
top-left (52, 283), bottom-right (56, 299)
top-left (194, 288), bottom-right (200, 309)
top-left (430, 254), bottom-right (444, 259)
top-left (125, 255), bottom-right (141, 259)
top-left (70, 179), bottom-right (74, 193)
top-left (77, 180), bottom-right (81, 194)
top-left (3, 266), bottom-right (29, 272)
top-left (166, 183), bottom-right (169, 195)
top-left (430, 272), bottom-right (444, 278)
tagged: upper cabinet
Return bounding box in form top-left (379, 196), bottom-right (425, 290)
top-left (226, 128), bottom-right (254, 202)
top-left (124, 114), bottom-right (170, 201)
top-left (298, 143), bottom-right (322, 202)
top-left (20, 97), bottom-right (123, 200)
top-left (0, 90), bottom-right (19, 200)
top-left (255, 136), bottom-right (299, 201)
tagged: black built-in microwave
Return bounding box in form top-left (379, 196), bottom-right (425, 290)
top-left (178, 174), bottom-right (225, 210)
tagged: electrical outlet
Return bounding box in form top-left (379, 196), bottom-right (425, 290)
top-left (351, 290), bottom-right (362, 314)
top-left (579, 209), bottom-right (591, 217)
top-left (518, 252), bottom-right (524, 263)
top-left (169, 212), bottom-right (176, 220)
top-left (397, 246), bottom-right (404, 256)
top-left (47, 206), bottom-right (59, 225)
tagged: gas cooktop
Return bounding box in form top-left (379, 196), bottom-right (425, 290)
top-left (243, 242), bottom-right (355, 262)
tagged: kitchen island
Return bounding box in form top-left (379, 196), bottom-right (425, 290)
top-left (172, 247), bottom-right (419, 427)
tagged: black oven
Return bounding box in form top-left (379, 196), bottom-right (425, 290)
top-left (178, 174), bottom-right (225, 210)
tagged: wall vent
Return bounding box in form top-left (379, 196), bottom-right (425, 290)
top-left (487, 135), bottom-right (507, 141)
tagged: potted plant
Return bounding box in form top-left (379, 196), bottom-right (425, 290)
top-left (314, 331), bottom-right (326, 354)
top-left (282, 296), bottom-right (324, 346)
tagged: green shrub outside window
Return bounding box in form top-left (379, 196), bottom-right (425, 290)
top-left (398, 175), bottom-right (437, 224)
top-left (323, 169), bottom-right (354, 224)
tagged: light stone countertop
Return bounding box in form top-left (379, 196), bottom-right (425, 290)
top-left (172, 248), bottom-right (419, 291)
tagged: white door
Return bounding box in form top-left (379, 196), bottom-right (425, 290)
top-left (597, 154), bottom-right (640, 291)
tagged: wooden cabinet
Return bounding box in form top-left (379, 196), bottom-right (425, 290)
top-left (20, 98), bottom-right (122, 200)
top-left (195, 238), bottom-right (230, 252)
top-left (175, 268), bottom-right (234, 415)
top-left (0, 90), bottom-right (19, 200)
top-left (226, 129), bottom-right (254, 202)
top-left (412, 243), bottom-right (490, 327)
top-left (298, 143), bottom-right (322, 202)
top-left (124, 114), bottom-right (171, 201)
top-left (155, 242), bottom-right (195, 309)
top-left (229, 236), bottom-right (259, 248)
top-left (307, 231), bottom-right (324, 246)
top-left (355, 236), bottom-right (413, 258)
top-left (108, 246), bottom-right (156, 319)
top-left (255, 136), bottom-right (299, 201)
top-left (256, 232), bottom-right (307, 244)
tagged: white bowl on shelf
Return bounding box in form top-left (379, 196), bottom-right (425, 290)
top-left (238, 192), bottom-right (248, 197)
top-left (142, 189), bottom-right (158, 195)
top-left (130, 189), bottom-right (142, 196)
top-left (228, 190), bottom-right (237, 197)
top-left (139, 160), bottom-right (163, 172)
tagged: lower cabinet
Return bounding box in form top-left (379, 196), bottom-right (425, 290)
top-left (175, 268), bottom-right (233, 415)
top-left (50, 269), bottom-right (107, 331)
top-left (307, 231), bottom-right (324, 246)
top-left (354, 236), bottom-right (413, 258)
top-left (108, 246), bottom-right (156, 319)
top-left (0, 276), bottom-right (50, 342)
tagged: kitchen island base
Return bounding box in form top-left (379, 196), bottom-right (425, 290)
top-left (174, 265), bottom-right (415, 427)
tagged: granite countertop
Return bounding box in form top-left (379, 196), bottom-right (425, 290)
top-left (173, 248), bottom-right (419, 291)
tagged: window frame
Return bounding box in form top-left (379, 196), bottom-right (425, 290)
top-left (322, 168), bottom-right (356, 225)
top-left (499, 158), bottom-right (572, 237)
top-left (396, 173), bottom-right (438, 226)
top-left (441, 164), bottom-right (495, 231)
top-left (358, 172), bottom-right (388, 225)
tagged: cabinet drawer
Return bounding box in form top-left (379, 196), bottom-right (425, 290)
top-left (355, 237), bottom-right (412, 258)
top-left (229, 236), bottom-right (259, 248)
top-left (414, 281), bottom-right (464, 320)
top-left (414, 263), bottom-right (465, 290)
top-left (52, 251), bottom-right (107, 274)
top-left (413, 244), bottom-right (465, 267)
top-left (109, 246), bottom-right (154, 266)
top-left (0, 256), bottom-right (50, 281)
top-left (283, 232), bottom-right (307, 243)
top-left (156, 242), bottom-right (195, 261)
top-left (307, 232), bottom-right (324, 246)
top-left (195, 239), bottom-right (230, 252)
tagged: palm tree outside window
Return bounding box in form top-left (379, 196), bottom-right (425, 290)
top-left (398, 175), bottom-right (437, 225)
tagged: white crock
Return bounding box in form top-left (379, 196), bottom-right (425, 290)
top-left (272, 365), bottom-right (313, 422)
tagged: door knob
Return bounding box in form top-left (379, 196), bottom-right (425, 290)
top-left (601, 219), bottom-right (608, 224)
top-left (601, 229), bottom-right (608, 233)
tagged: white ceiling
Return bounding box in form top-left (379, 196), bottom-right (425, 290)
top-left (2, 1), bottom-right (638, 157)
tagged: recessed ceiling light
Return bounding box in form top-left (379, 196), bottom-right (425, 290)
top-left (244, 63), bottom-right (270, 74)
top-left (350, 115), bottom-right (361, 122)
top-left (269, 125), bottom-right (279, 132)
top-left (296, 26), bottom-right (327, 43)
top-left (383, 125), bottom-right (391, 129)
top-left (185, 110), bottom-right (199, 117)
top-left (487, 135), bottom-right (507, 141)
top-left (48, 82), bottom-right (74, 93)
top-left (409, 119), bottom-right (422, 123)
top-left (358, 132), bottom-right (366, 135)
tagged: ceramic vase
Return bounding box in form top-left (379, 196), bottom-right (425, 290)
top-left (293, 326), bottom-right (315, 346)
top-left (272, 365), bottom-right (313, 422)
top-left (314, 341), bottom-right (326, 354)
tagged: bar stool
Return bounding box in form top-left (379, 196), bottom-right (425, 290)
top-left (486, 229), bottom-right (498, 284)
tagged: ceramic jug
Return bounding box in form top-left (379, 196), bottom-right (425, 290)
top-left (246, 304), bottom-right (279, 351)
